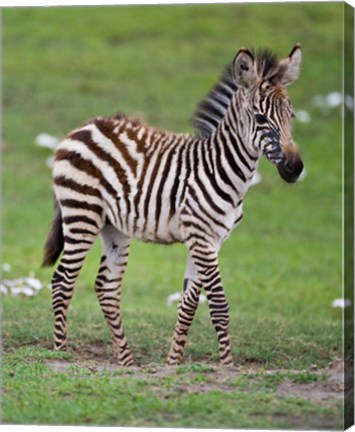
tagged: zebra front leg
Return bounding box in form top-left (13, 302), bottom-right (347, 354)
top-left (95, 224), bottom-right (134, 366)
top-left (189, 243), bottom-right (234, 367)
top-left (167, 255), bottom-right (202, 365)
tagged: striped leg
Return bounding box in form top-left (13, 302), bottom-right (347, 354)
top-left (52, 215), bottom-right (101, 351)
top-left (188, 243), bottom-right (234, 367)
top-left (167, 255), bottom-right (202, 365)
top-left (95, 224), bottom-right (134, 366)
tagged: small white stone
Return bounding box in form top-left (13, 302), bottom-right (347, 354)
top-left (24, 277), bottom-right (43, 291)
top-left (345, 94), bottom-right (354, 111)
top-left (3, 279), bottom-right (14, 288)
top-left (166, 292), bottom-right (181, 306)
top-left (332, 298), bottom-right (351, 308)
top-left (9, 286), bottom-right (21, 296)
top-left (22, 286), bottom-right (37, 296)
top-left (35, 133), bottom-right (59, 150)
top-left (325, 92), bottom-right (342, 108)
top-left (2, 276), bottom-right (44, 296)
top-left (294, 110), bottom-right (311, 123)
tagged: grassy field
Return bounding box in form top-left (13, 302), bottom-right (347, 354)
top-left (2, 2), bottom-right (348, 429)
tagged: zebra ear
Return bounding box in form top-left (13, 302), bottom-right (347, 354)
top-left (277, 44), bottom-right (302, 86)
top-left (232, 48), bottom-right (256, 88)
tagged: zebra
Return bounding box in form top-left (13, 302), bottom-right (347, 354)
top-left (42, 44), bottom-right (304, 367)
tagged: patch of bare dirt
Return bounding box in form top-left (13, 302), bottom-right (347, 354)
top-left (277, 358), bottom-right (345, 405)
top-left (252, 412), bottom-right (340, 430)
top-left (43, 350), bottom-right (347, 409)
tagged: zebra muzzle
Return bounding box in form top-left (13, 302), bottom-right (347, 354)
top-left (276, 154), bottom-right (304, 183)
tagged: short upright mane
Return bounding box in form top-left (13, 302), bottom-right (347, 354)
top-left (192, 64), bottom-right (237, 139)
top-left (192, 48), bottom-right (279, 138)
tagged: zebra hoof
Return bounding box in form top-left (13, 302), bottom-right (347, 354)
top-left (54, 343), bottom-right (67, 351)
top-left (220, 355), bottom-right (234, 368)
top-left (117, 356), bottom-right (135, 367)
top-left (166, 357), bottom-right (182, 366)
top-left (220, 360), bottom-right (234, 368)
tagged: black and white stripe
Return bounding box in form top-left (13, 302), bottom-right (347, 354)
top-left (43, 45), bottom-right (303, 366)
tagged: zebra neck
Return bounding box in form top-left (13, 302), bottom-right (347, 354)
top-left (209, 113), bottom-right (260, 198)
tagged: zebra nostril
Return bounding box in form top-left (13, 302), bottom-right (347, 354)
top-left (284, 161), bottom-right (293, 172)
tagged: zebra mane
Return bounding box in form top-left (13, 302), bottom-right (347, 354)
top-left (192, 64), bottom-right (237, 139)
top-left (192, 48), bottom-right (279, 139)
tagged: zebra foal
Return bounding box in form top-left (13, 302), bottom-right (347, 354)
top-left (43, 45), bottom-right (304, 367)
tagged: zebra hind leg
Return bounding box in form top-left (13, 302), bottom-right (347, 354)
top-left (167, 255), bottom-right (202, 365)
top-left (95, 223), bottom-right (134, 366)
top-left (52, 210), bottom-right (103, 351)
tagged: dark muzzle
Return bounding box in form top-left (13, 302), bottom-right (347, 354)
top-left (277, 154), bottom-right (304, 183)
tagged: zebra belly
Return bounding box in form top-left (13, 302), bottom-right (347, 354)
top-left (102, 191), bottom-right (183, 244)
top-left (131, 213), bottom-right (183, 244)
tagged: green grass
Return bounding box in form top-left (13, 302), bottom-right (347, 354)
top-left (2, 351), bottom-right (343, 429)
top-left (2, 2), bottom-right (346, 428)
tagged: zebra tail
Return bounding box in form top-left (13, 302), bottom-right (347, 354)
top-left (42, 201), bottom-right (64, 267)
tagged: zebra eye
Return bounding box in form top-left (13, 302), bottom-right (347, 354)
top-left (255, 113), bottom-right (268, 125)
top-left (291, 112), bottom-right (296, 119)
